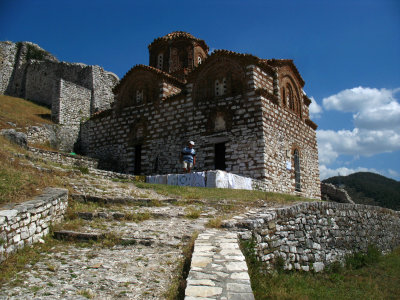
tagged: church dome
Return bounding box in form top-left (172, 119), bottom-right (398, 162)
top-left (148, 31), bottom-right (209, 52)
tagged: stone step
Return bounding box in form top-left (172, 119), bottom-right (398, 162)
top-left (53, 230), bottom-right (191, 247)
top-left (71, 193), bottom-right (178, 205)
top-left (184, 229), bottom-right (254, 300)
top-left (76, 210), bottom-right (185, 220)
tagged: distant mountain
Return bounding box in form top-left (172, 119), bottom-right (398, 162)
top-left (323, 172), bottom-right (400, 211)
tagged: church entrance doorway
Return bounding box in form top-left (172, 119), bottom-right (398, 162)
top-left (134, 144), bottom-right (142, 175)
top-left (215, 142), bottom-right (226, 170)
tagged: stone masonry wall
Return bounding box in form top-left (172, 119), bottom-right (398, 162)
top-left (25, 60), bottom-right (94, 108)
top-left (0, 188), bottom-right (68, 263)
top-left (91, 66), bottom-right (119, 113)
top-left (0, 42), bottom-right (18, 95)
top-left (247, 65), bottom-right (320, 199)
top-left (84, 81), bottom-right (265, 178)
top-left (233, 202), bottom-right (400, 272)
top-left (52, 79), bottom-right (91, 125)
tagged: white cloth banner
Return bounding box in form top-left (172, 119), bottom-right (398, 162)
top-left (148, 170), bottom-right (252, 190)
top-left (190, 172), bottom-right (206, 187)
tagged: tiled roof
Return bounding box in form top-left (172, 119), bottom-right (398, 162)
top-left (113, 64), bottom-right (184, 94)
top-left (148, 31), bottom-right (209, 52)
top-left (188, 49), bottom-right (276, 79)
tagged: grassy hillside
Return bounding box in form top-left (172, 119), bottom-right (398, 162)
top-left (0, 94), bottom-right (53, 131)
top-left (323, 172), bottom-right (400, 210)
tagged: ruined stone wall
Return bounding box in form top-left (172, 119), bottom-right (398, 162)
top-left (0, 188), bottom-right (68, 263)
top-left (231, 202), bottom-right (400, 272)
top-left (91, 66), bottom-right (119, 113)
top-left (25, 60), bottom-right (93, 108)
top-left (0, 41), bottom-right (58, 98)
top-left (321, 183), bottom-right (354, 204)
top-left (1, 41), bottom-right (118, 118)
top-left (0, 42), bottom-right (17, 95)
top-left (52, 79), bottom-right (91, 125)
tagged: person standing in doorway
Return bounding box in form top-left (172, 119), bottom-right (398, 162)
top-left (180, 141), bottom-right (196, 173)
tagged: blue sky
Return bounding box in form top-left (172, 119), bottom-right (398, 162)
top-left (1, 0), bottom-right (399, 180)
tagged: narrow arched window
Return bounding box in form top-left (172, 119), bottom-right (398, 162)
top-left (294, 149), bottom-right (301, 191)
top-left (157, 53), bottom-right (163, 69)
top-left (282, 88), bottom-right (286, 107)
top-left (288, 84), bottom-right (295, 111)
top-left (215, 77), bottom-right (227, 97)
top-left (136, 90), bottom-right (143, 103)
top-left (198, 56), bottom-right (202, 65)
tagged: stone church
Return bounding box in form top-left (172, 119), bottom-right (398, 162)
top-left (82, 31), bottom-right (320, 198)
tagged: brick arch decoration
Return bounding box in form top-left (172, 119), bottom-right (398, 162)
top-left (115, 72), bottom-right (159, 110)
top-left (280, 74), bottom-right (302, 118)
top-left (193, 45), bottom-right (208, 67)
top-left (192, 57), bottom-right (247, 104)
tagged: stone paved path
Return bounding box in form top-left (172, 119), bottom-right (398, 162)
top-left (185, 229), bottom-right (254, 300)
top-left (0, 203), bottom-right (209, 300)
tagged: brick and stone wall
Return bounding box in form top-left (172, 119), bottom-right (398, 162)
top-left (0, 188), bottom-right (68, 263)
top-left (229, 202), bottom-right (400, 272)
top-left (83, 56), bottom-right (320, 199)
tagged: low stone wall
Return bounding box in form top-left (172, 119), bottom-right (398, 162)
top-left (226, 202), bottom-right (400, 272)
top-left (0, 188), bottom-right (68, 263)
top-left (29, 147), bottom-right (98, 169)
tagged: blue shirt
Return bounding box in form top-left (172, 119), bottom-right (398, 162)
top-left (182, 147), bottom-right (196, 163)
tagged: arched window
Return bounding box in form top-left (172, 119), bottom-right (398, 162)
top-left (294, 149), bottom-right (301, 191)
top-left (287, 84), bottom-right (295, 111)
top-left (198, 56), bottom-right (202, 65)
top-left (282, 88), bottom-right (286, 107)
top-left (136, 90), bottom-right (144, 104)
top-left (157, 53), bottom-right (163, 69)
top-left (215, 77), bottom-right (227, 97)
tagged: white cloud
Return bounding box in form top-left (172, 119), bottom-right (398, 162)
top-left (319, 165), bottom-right (379, 180)
top-left (309, 96), bottom-right (323, 119)
top-left (322, 86), bottom-right (397, 112)
top-left (354, 100), bottom-right (400, 130)
top-left (317, 86), bottom-right (400, 165)
top-left (388, 169), bottom-right (400, 178)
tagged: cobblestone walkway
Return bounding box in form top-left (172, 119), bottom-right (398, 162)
top-left (185, 229), bottom-right (254, 300)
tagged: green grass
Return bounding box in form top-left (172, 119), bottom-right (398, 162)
top-left (164, 232), bottom-right (198, 300)
top-left (0, 95), bottom-right (53, 131)
top-left (241, 239), bottom-right (400, 300)
top-left (135, 182), bottom-right (312, 203)
top-left (0, 236), bottom-right (63, 287)
top-left (0, 136), bottom-right (65, 206)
